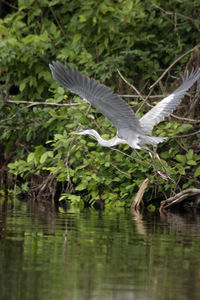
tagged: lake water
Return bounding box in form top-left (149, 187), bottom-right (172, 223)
top-left (0, 199), bottom-right (200, 300)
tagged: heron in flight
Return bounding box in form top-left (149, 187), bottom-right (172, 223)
top-left (49, 61), bottom-right (200, 181)
top-left (49, 61), bottom-right (200, 153)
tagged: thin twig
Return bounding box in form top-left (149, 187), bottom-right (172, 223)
top-left (6, 100), bottom-right (82, 107)
top-left (63, 138), bottom-right (76, 191)
top-left (117, 69), bottom-right (154, 114)
top-left (0, 84), bottom-right (4, 103)
top-left (117, 69), bottom-right (145, 101)
top-left (170, 113), bottom-right (198, 123)
top-left (149, 46), bottom-right (199, 89)
top-left (110, 162), bottom-right (131, 178)
top-left (0, 100), bottom-right (81, 123)
top-left (120, 94), bottom-right (168, 99)
top-left (175, 129), bottom-right (200, 138)
top-left (110, 147), bottom-right (150, 166)
top-left (0, 103), bottom-right (35, 123)
top-left (1, 0), bottom-right (17, 9)
top-left (136, 89), bottom-right (153, 114)
top-left (152, 3), bottom-right (200, 31)
top-left (49, 6), bottom-right (68, 41)
top-left (5, 97), bottom-right (198, 127)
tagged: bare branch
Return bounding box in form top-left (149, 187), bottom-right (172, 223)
top-left (152, 3), bottom-right (200, 31)
top-left (117, 69), bottom-right (145, 101)
top-left (149, 46), bottom-right (200, 90)
top-left (110, 147), bottom-right (150, 167)
top-left (175, 129), bottom-right (200, 138)
top-left (117, 69), bottom-right (155, 114)
top-left (1, 0), bottom-right (17, 9)
top-left (160, 188), bottom-right (200, 211)
top-left (131, 178), bottom-right (149, 211)
top-left (4, 98), bottom-right (198, 125)
top-left (120, 94), bottom-right (168, 99)
top-left (170, 113), bottom-right (198, 123)
top-left (6, 100), bottom-right (82, 107)
top-left (0, 100), bottom-right (82, 123)
top-left (110, 162), bottom-right (131, 178)
top-left (49, 6), bottom-right (68, 41)
top-left (0, 103), bottom-right (34, 123)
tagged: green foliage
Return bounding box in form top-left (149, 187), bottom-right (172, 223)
top-left (1, 0), bottom-right (200, 207)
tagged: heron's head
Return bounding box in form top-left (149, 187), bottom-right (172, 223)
top-left (69, 127), bottom-right (93, 136)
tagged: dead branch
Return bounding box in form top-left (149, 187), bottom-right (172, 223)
top-left (0, 103), bottom-right (35, 123)
top-left (117, 69), bottom-right (154, 114)
top-left (117, 69), bottom-right (145, 101)
top-left (0, 100), bottom-right (81, 123)
top-left (149, 45), bottom-right (200, 90)
top-left (49, 6), bottom-right (68, 41)
top-left (7, 98), bottom-right (197, 123)
top-left (110, 147), bottom-right (150, 166)
top-left (120, 94), bottom-right (168, 98)
top-left (110, 162), bottom-right (131, 178)
top-left (174, 129), bottom-right (200, 138)
top-left (131, 178), bottom-right (149, 211)
top-left (0, 0), bottom-right (17, 9)
top-left (152, 4), bottom-right (200, 31)
top-left (6, 99), bottom-right (81, 107)
top-left (170, 113), bottom-right (198, 123)
top-left (160, 188), bottom-right (200, 211)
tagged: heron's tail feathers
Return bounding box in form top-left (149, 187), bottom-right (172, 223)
top-left (140, 135), bottom-right (167, 146)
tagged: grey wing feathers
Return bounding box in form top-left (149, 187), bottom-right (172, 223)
top-left (49, 61), bottom-right (145, 135)
top-left (140, 68), bottom-right (200, 134)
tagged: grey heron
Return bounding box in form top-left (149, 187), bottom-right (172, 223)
top-left (49, 61), bottom-right (200, 153)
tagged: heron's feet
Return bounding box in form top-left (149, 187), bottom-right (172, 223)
top-left (148, 151), bottom-right (176, 184)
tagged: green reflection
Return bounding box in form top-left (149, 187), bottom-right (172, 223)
top-left (0, 201), bottom-right (200, 300)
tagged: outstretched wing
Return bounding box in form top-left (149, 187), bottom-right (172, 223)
top-left (140, 68), bottom-right (200, 134)
top-left (49, 61), bottom-right (146, 136)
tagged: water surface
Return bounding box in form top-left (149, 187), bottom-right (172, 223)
top-left (0, 199), bottom-right (200, 300)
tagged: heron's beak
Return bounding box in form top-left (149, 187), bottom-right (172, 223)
top-left (69, 131), bottom-right (78, 136)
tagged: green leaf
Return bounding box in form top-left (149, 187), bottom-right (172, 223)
top-left (19, 81), bottom-right (26, 92)
top-left (186, 149), bottom-right (193, 160)
top-left (104, 162), bottom-right (110, 167)
top-left (57, 87), bottom-right (65, 95)
top-left (187, 160), bottom-right (196, 166)
top-left (67, 194), bottom-right (81, 202)
top-left (27, 153), bottom-right (35, 163)
top-left (79, 15), bottom-right (86, 22)
top-left (194, 166), bottom-right (200, 177)
top-left (75, 183), bottom-right (86, 191)
top-left (40, 152), bottom-right (48, 164)
top-left (178, 124), bottom-right (193, 133)
top-left (73, 33), bottom-right (81, 42)
top-left (175, 155), bottom-right (186, 164)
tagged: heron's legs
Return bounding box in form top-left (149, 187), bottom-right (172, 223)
top-left (148, 151), bottom-right (161, 175)
top-left (154, 152), bottom-right (176, 183)
top-left (143, 147), bottom-right (175, 184)
top-left (142, 148), bottom-right (161, 179)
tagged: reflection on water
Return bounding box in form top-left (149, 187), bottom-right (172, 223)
top-left (0, 199), bottom-right (200, 300)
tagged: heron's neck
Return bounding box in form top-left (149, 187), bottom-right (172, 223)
top-left (86, 130), bottom-right (121, 147)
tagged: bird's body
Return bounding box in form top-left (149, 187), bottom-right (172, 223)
top-left (49, 61), bottom-right (200, 151)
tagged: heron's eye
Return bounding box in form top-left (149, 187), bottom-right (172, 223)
top-left (82, 127), bottom-right (90, 130)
